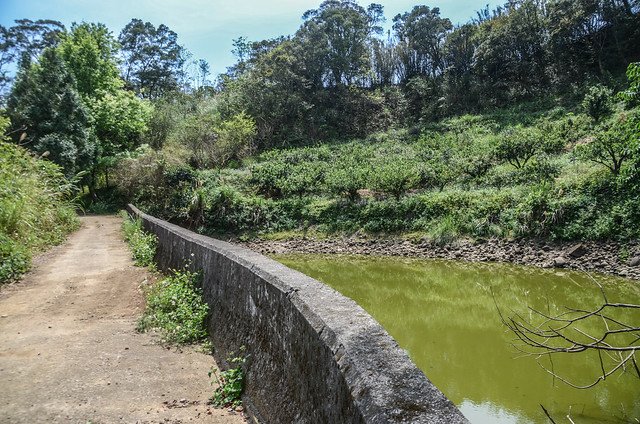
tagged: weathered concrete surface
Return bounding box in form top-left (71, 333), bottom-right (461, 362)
top-left (0, 216), bottom-right (244, 424)
top-left (128, 205), bottom-right (469, 424)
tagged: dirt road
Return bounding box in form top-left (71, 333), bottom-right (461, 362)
top-left (0, 216), bottom-right (245, 424)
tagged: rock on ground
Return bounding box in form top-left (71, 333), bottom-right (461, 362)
top-left (243, 237), bottom-right (640, 280)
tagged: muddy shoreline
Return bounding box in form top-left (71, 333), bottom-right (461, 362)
top-left (242, 237), bottom-right (640, 281)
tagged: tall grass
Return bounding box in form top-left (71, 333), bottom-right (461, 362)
top-left (0, 138), bottom-right (79, 283)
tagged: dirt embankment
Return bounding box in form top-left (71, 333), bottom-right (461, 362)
top-left (0, 216), bottom-right (245, 424)
top-left (244, 237), bottom-right (640, 280)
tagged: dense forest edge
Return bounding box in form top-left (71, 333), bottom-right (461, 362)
top-left (1, 1), bottom-right (640, 283)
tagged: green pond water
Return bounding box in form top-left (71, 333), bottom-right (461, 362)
top-left (274, 254), bottom-right (640, 424)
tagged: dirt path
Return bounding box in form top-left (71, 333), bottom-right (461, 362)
top-left (0, 216), bottom-right (245, 424)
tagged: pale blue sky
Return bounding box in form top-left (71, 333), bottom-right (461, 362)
top-left (0, 0), bottom-right (498, 76)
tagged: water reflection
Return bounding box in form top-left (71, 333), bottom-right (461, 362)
top-left (275, 254), bottom-right (640, 424)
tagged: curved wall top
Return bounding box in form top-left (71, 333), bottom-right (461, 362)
top-left (128, 204), bottom-right (468, 424)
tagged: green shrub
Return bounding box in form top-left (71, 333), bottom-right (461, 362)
top-left (281, 162), bottom-right (327, 197)
top-left (249, 160), bottom-right (289, 198)
top-left (618, 62), bottom-right (640, 108)
top-left (121, 212), bottom-right (157, 267)
top-left (209, 349), bottom-right (246, 408)
top-left (495, 126), bottom-right (544, 169)
top-left (577, 111), bottom-right (638, 175)
top-left (582, 85), bottom-right (614, 122)
top-left (113, 102), bottom-right (640, 243)
top-left (325, 159), bottom-right (370, 200)
top-left (0, 235), bottom-right (31, 283)
top-left (137, 268), bottom-right (209, 344)
top-left (370, 159), bottom-right (419, 199)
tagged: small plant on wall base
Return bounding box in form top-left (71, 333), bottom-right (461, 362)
top-left (119, 211), bottom-right (157, 268)
top-left (209, 347), bottom-right (246, 409)
top-left (136, 268), bottom-right (209, 345)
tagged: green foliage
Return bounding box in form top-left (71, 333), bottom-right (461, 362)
top-left (582, 85), bottom-right (614, 122)
top-left (577, 111), bottom-right (638, 175)
top-left (325, 158), bottom-right (370, 200)
top-left (618, 62), bottom-right (640, 107)
top-left (0, 234), bottom-right (30, 283)
top-left (88, 90), bottom-right (152, 155)
top-left (3, 3), bottom-right (637, 248)
top-left (0, 125), bottom-right (79, 283)
top-left (118, 19), bottom-right (185, 99)
top-left (224, 0), bottom-right (638, 145)
top-left (57, 22), bottom-right (121, 98)
top-left (215, 112), bottom-right (257, 166)
top-left (56, 22), bottom-right (152, 189)
top-left (121, 212), bottom-right (157, 267)
top-left (370, 158), bottom-right (419, 199)
top-left (495, 126), bottom-right (546, 169)
top-left (7, 48), bottom-right (96, 177)
top-left (209, 349), bottom-right (246, 408)
top-left (174, 99), bottom-right (256, 169)
top-left (137, 268), bottom-right (209, 345)
top-left (249, 160), bottom-right (289, 198)
top-left (123, 104), bottom-right (640, 243)
top-left (416, 133), bottom-right (463, 189)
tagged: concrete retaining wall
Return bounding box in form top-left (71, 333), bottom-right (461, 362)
top-left (127, 205), bottom-right (468, 424)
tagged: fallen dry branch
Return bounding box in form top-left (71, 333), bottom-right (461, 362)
top-left (495, 277), bottom-right (640, 389)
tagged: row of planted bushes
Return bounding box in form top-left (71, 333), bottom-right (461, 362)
top-left (112, 100), bottom-right (639, 243)
top-left (127, 168), bottom-right (638, 243)
top-left (0, 124), bottom-right (79, 283)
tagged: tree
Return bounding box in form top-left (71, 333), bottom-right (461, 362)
top-left (473, 1), bottom-right (548, 104)
top-left (6, 19), bottom-right (65, 61)
top-left (87, 90), bottom-right (152, 157)
top-left (370, 37), bottom-right (399, 87)
top-left (57, 22), bottom-right (151, 187)
top-left (214, 112), bottom-right (257, 166)
top-left (496, 126), bottom-right (547, 169)
top-left (218, 38), bottom-right (313, 146)
top-left (119, 19), bottom-right (185, 98)
top-left (326, 158), bottom-right (370, 200)
top-left (0, 19), bottom-right (65, 100)
top-left (298, 0), bottom-right (382, 87)
top-left (0, 26), bottom-right (14, 99)
top-left (442, 24), bottom-right (478, 114)
top-left (58, 22), bottom-right (122, 98)
top-left (370, 157), bottom-right (419, 200)
top-left (547, 0), bottom-right (640, 83)
top-left (7, 48), bottom-right (95, 177)
top-left (578, 112), bottom-right (638, 175)
top-left (393, 6), bottom-right (452, 81)
top-left (175, 97), bottom-right (256, 169)
top-left (619, 62), bottom-right (640, 107)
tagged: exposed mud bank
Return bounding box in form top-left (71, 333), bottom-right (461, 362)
top-left (243, 238), bottom-right (640, 280)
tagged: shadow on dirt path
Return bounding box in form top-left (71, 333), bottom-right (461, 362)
top-left (0, 215), bottom-right (245, 424)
